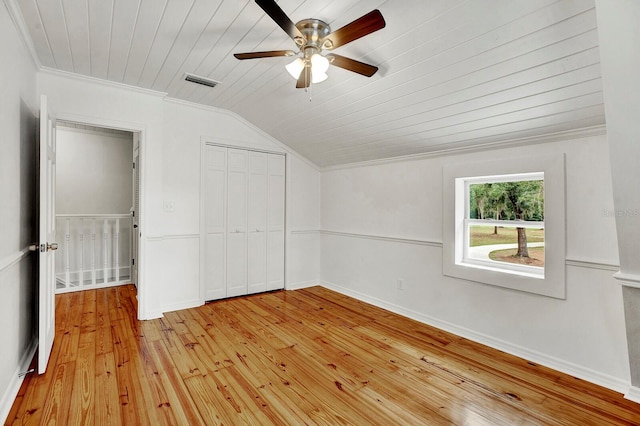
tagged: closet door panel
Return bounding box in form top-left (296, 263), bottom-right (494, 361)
top-left (204, 147), bottom-right (226, 300)
top-left (205, 234), bottom-right (225, 300)
top-left (267, 154), bottom-right (285, 291)
top-left (226, 233), bottom-right (247, 297)
top-left (267, 232), bottom-right (284, 290)
top-left (226, 149), bottom-right (248, 297)
top-left (248, 152), bottom-right (267, 294)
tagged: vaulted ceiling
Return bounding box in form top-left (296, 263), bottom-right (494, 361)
top-left (14, 0), bottom-right (604, 167)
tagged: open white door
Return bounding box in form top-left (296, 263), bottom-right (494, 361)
top-left (38, 95), bottom-right (57, 374)
top-left (131, 133), bottom-right (139, 287)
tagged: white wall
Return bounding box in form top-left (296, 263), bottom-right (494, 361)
top-left (37, 71), bottom-right (321, 318)
top-left (56, 127), bottom-right (133, 214)
top-left (288, 156), bottom-right (321, 289)
top-left (320, 133), bottom-right (630, 392)
top-left (0, 2), bottom-right (38, 422)
top-left (596, 0), bottom-right (640, 398)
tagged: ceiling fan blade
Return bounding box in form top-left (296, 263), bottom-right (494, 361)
top-left (327, 54), bottom-right (378, 77)
top-left (234, 50), bottom-right (296, 60)
top-left (255, 0), bottom-right (305, 45)
top-left (296, 65), bottom-right (311, 89)
top-left (320, 9), bottom-right (385, 50)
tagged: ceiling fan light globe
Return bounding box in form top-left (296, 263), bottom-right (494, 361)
top-left (311, 53), bottom-right (330, 74)
top-left (285, 58), bottom-right (305, 79)
top-left (312, 71), bottom-right (328, 84)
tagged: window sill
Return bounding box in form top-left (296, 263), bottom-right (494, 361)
top-left (458, 258), bottom-right (544, 280)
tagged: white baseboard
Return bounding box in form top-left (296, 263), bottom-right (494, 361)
top-left (319, 280), bottom-right (630, 395)
top-left (141, 311), bottom-right (164, 320)
top-left (625, 385), bottom-right (640, 403)
top-left (162, 298), bottom-right (203, 315)
top-left (0, 337), bottom-right (37, 424)
top-left (286, 280), bottom-right (319, 290)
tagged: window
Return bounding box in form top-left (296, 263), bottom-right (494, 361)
top-left (443, 154), bottom-right (565, 299)
top-left (463, 173), bottom-right (544, 279)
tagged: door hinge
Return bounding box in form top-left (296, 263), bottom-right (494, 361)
top-left (132, 259), bottom-right (135, 266)
top-left (133, 162), bottom-right (136, 169)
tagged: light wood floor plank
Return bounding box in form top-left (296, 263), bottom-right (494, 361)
top-left (67, 292), bottom-right (96, 425)
top-left (8, 285), bottom-right (640, 425)
top-left (56, 291), bottom-right (85, 365)
top-left (38, 361), bottom-right (75, 425)
top-left (94, 352), bottom-right (122, 425)
top-left (147, 340), bottom-right (207, 426)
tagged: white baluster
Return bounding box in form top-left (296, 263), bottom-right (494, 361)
top-left (115, 218), bottom-right (120, 283)
top-left (54, 214), bottom-right (133, 292)
top-left (103, 219), bottom-right (109, 284)
top-left (64, 218), bottom-right (71, 288)
top-left (91, 219), bottom-right (96, 285)
top-left (79, 218), bottom-right (85, 288)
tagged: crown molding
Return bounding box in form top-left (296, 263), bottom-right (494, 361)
top-left (39, 66), bottom-right (168, 98)
top-left (163, 96), bottom-right (233, 117)
top-left (4, 0), bottom-right (41, 69)
top-left (37, 67), bottom-right (319, 171)
top-left (321, 125), bottom-right (607, 172)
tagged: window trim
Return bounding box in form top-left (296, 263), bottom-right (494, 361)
top-left (462, 172), bottom-right (545, 279)
top-left (443, 154), bottom-right (565, 299)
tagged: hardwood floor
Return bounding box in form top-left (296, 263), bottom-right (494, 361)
top-left (8, 285), bottom-right (640, 425)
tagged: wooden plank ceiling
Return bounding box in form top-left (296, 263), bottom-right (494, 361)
top-left (14, 0), bottom-right (604, 167)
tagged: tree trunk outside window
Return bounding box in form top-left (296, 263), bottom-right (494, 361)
top-left (516, 227), bottom-right (529, 257)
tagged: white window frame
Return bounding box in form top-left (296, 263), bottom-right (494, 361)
top-left (462, 172), bottom-right (544, 279)
top-left (443, 154), bottom-right (565, 299)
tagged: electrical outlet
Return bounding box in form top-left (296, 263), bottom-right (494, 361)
top-left (163, 201), bottom-right (175, 212)
top-left (397, 279), bottom-right (404, 290)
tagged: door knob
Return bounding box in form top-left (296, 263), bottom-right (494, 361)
top-left (47, 242), bottom-right (58, 251)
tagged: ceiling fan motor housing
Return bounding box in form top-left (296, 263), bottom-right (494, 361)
top-left (295, 19), bottom-right (332, 54)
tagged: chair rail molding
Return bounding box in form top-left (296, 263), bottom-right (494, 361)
top-left (613, 271), bottom-right (640, 289)
top-left (0, 247), bottom-right (30, 275)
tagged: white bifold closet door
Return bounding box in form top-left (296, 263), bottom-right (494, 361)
top-left (204, 146), bottom-right (227, 301)
top-left (204, 146), bottom-right (285, 301)
top-left (226, 149), bottom-right (249, 297)
top-left (267, 154), bottom-right (285, 291)
top-left (247, 152), bottom-right (268, 294)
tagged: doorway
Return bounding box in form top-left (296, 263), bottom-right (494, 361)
top-left (53, 121), bottom-right (140, 293)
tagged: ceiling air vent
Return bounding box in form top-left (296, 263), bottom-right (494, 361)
top-left (184, 73), bottom-right (220, 88)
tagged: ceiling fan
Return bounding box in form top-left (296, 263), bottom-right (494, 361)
top-left (234, 0), bottom-right (386, 89)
